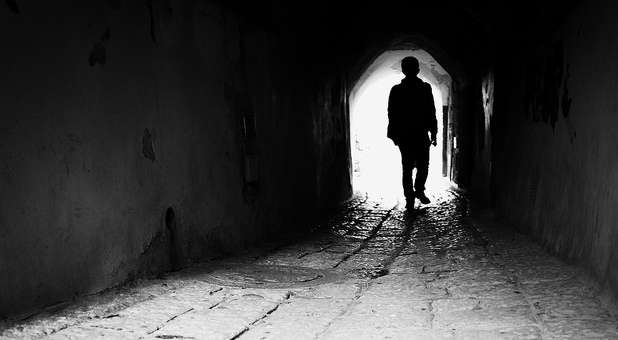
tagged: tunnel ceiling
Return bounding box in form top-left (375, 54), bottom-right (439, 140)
top-left (222, 0), bottom-right (579, 76)
top-left (233, 0), bottom-right (578, 37)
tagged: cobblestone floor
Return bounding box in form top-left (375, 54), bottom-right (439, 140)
top-left (2, 188), bottom-right (617, 339)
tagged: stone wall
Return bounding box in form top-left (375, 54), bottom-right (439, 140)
top-left (492, 0), bottom-right (618, 300)
top-left (0, 0), bottom-right (349, 318)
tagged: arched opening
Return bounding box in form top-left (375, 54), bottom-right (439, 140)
top-left (349, 49), bottom-right (452, 203)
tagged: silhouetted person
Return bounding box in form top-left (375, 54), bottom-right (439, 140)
top-left (387, 56), bottom-right (437, 207)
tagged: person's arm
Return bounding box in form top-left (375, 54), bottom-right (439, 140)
top-left (387, 86), bottom-right (395, 120)
top-left (425, 84), bottom-right (437, 145)
top-left (387, 86), bottom-right (398, 144)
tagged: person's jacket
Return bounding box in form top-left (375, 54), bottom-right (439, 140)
top-left (387, 77), bottom-right (437, 145)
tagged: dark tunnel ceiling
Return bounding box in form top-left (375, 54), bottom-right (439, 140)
top-left (240, 0), bottom-right (576, 32)
top-left (217, 0), bottom-right (579, 74)
top-left (224, 0), bottom-right (579, 44)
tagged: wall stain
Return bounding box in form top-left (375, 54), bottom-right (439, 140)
top-left (524, 40), bottom-right (577, 142)
top-left (146, 0), bottom-right (157, 44)
top-left (561, 63), bottom-right (572, 118)
top-left (106, 0), bottom-right (121, 10)
top-left (5, 0), bottom-right (19, 14)
top-left (165, 207), bottom-right (180, 270)
top-left (561, 63), bottom-right (576, 143)
top-left (101, 28), bottom-right (111, 41)
top-left (88, 43), bottom-right (106, 66)
top-left (524, 40), bottom-right (565, 129)
top-left (224, 82), bottom-right (259, 203)
top-left (142, 128), bottom-right (156, 161)
top-left (135, 226), bottom-right (171, 278)
top-left (88, 28), bottom-right (111, 67)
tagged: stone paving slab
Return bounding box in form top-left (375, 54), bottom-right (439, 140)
top-left (543, 318), bottom-right (618, 340)
top-left (45, 326), bottom-right (137, 339)
top-left (318, 297), bottom-right (433, 339)
top-left (294, 251), bottom-right (345, 269)
top-left (433, 303), bottom-right (536, 330)
top-left (292, 281), bottom-right (362, 300)
top-left (2, 190), bottom-right (617, 340)
top-left (150, 292), bottom-right (287, 340)
top-left (450, 326), bottom-right (543, 340)
top-left (237, 297), bottom-right (353, 340)
top-left (521, 278), bottom-right (600, 300)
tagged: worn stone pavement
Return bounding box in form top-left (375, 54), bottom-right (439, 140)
top-left (2, 188), bottom-right (618, 339)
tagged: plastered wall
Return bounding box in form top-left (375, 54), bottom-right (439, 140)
top-left (0, 1), bottom-right (350, 317)
top-left (492, 0), bottom-right (618, 299)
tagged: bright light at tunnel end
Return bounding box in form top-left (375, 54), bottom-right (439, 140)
top-left (350, 50), bottom-right (452, 206)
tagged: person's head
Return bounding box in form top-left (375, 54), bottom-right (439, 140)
top-left (401, 57), bottom-right (420, 77)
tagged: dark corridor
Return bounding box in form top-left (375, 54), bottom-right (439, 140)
top-left (1, 0), bottom-right (618, 339)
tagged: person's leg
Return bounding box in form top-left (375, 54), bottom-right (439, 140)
top-left (399, 144), bottom-right (414, 201)
top-left (413, 143), bottom-right (431, 203)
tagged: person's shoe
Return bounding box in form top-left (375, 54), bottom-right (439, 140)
top-left (415, 191), bottom-right (431, 204)
top-left (405, 198), bottom-right (415, 209)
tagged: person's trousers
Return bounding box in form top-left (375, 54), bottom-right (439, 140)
top-left (398, 142), bottom-right (430, 199)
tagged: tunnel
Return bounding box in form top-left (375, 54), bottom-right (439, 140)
top-left (1, 0), bottom-right (618, 338)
